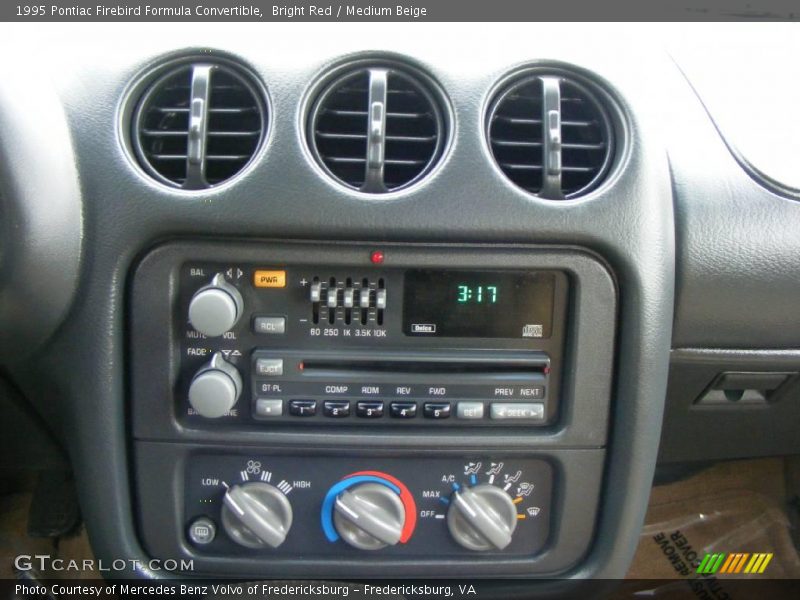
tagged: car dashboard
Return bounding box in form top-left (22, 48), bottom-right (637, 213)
top-left (0, 22), bottom-right (798, 589)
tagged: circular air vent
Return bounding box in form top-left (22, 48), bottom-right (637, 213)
top-left (308, 64), bottom-right (446, 193)
top-left (487, 71), bottom-right (615, 199)
top-left (132, 61), bottom-right (266, 190)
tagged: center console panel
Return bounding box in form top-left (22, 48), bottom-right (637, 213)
top-left (131, 241), bottom-right (616, 577)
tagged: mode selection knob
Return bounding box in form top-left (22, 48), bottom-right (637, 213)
top-left (221, 482), bottom-right (293, 549)
top-left (447, 484), bottom-right (518, 551)
top-left (188, 273), bottom-right (244, 337)
top-left (187, 352), bottom-right (242, 418)
top-left (333, 483), bottom-right (405, 550)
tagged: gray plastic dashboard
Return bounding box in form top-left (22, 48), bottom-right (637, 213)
top-left (0, 23), bottom-right (795, 584)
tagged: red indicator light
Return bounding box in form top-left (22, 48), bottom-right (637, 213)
top-left (370, 250), bottom-right (385, 265)
top-left (299, 362), bottom-right (305, 371)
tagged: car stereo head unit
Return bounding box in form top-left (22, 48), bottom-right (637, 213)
top-left (170, 254), bottom-right (568, 430)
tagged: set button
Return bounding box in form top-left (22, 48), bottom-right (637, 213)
top-left (424, 402), bottom-right (451, 419)
top-left (390, 402), bottom-right (417, 418)
top-left (356, 401), bottom-right (384, 418)
top-left (288, 399), bottom-right (317, 417)
top-left (456, 402), bottom-right (484, 419)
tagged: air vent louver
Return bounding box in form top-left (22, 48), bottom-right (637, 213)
top-left (309, 65), bottom-right (445, 193)
top-left (488, 72), bottom-right (614, 199)
top-left (132, 61), bottom-right (266, 189)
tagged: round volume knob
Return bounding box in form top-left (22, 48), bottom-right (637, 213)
top-left (447, 484), bottom-right (518, 551)
top-left (333, 483), bottom-right (405, 550)
top-left (187, 352), bottom-right (242, 418)
top-left (221, 482), bottom-right (293, 549)
top-left (188, 273), bottom-right (244, 337)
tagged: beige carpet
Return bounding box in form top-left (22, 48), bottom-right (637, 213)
top-left (0, 492), bottom-right (93, 581)
top-left (627, 458), bottom-right (800, 579)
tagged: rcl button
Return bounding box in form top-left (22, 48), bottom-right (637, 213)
top-left (490, 403), bottom-right (545, 420)
top-left (253, 316), bottom-right (286, 335)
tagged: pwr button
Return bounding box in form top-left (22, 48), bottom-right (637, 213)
top-left (253, 270), bottom-right (286, 288)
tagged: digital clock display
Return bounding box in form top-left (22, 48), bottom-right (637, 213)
top-left (403, 270), bottom-right (556, 338)
top-left (456, 284), bottom-right (499, 304)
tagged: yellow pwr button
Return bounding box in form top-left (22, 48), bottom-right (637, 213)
top-left (253, 270), bottom-right (286, 288)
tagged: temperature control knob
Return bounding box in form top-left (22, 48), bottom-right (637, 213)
top-left (221, 482), bottom-right (293, 549)
top-left (333, 483), bottom-right (405, 550)
top-left (447, 484), bottom-right (517, 551)
top-left (187, 352), bottom-right (241, 418)
top-left (188, 273), bottom-right (244, 337)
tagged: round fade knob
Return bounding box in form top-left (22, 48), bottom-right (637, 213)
top-left (188, 273), bottom-right (244, 337)
top-left (447, 484), bottom-right (518, 551)
top-left (333, 483), bottom-right (405, 550)
top-left (187, 352), bottom-right (242, 418)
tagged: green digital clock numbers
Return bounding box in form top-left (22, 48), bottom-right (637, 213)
top-left (457, 284), bottom-right (498, 304)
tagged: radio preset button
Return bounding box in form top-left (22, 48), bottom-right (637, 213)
top-left (457, 402), bottom-right (484, 419)
top-left (424, 402), bottom-right (451, 419)
top-left (356, 401), bottom-right (384, 418)
top-left (323, 400), bottom-right (351, 418)
top-left (289, 400), bottom-right (317, 417)
top-left (490, 403), bottom-right (545, 420)
top-left (253, 316), bottom-right (286, 335)
top-left (256, 358), bottom-right (284, 377)
top-left (255, 398), bottom-right (283, 417)
top-left (390, 402), bottom-right (417, 418)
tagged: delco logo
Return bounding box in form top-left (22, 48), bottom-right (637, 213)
top-left (697, 552), bottom-right (774, 575)
top-left (411, 324), bottom-right (436, 333)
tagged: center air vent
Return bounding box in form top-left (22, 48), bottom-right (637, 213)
top-left (308, 65), bottom-right (446, 193)
top-left (132, 61), bottom-right (266, 190)
top-left (487, 71), bottom-right (615, 199)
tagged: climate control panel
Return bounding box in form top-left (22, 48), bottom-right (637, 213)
top-left (184, 455), bottom-right (552, 558)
